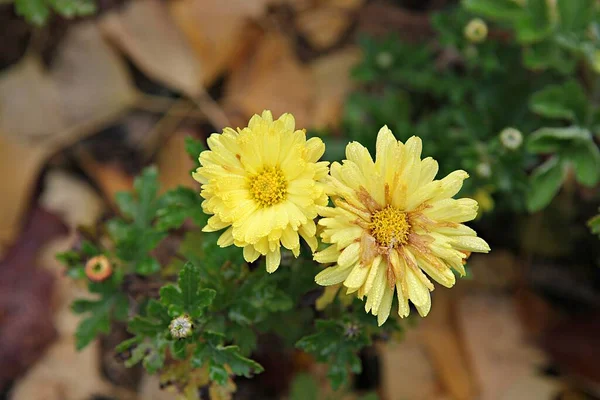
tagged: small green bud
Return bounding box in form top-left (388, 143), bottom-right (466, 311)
top-left (464, 18), bottom-right (488, 44)
top-left (376, 52), bottom-right (394, 69)
top-left (169, 315), bottom-right (193, 339)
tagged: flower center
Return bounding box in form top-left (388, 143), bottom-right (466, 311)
top-left (368, 205), bottom-right (410, 248)
top-left (249, 166), bottom-right (288, 207)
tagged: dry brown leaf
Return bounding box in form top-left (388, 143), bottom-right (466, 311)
top-left (76, 153), bottom-right (134, 208)
top-left (157, 130), bottom-right (199, 193)
top-left (457, 293), bottom-right (549, 400)
top-left (420, 288), bottom-right (477, 400)
top-left (309, 46), bottom-right (361, 129)
top-left (224, 33), bottom-right (314, 128)
top-left (296, 6), bottom-right (352, 49)
top-left (377, 330), bottom-right (443, 400)
top-left (39, 170), bottom-right (105, 229)
top-left (0, 134), bottom-right (47, 253)
top-left (50, 22), bottom-right (136, 128)
top-left (0, 57), bottom-right (65, 141)
top-left (10, 178), bottom-right (112, 400)
top-left (169, 0), bottom-right (269, 87)
top-left (100, 0), bottom-right (202, 97)
top-left (329, 0), bottom-right (366, 11)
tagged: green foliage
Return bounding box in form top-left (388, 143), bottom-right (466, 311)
top-left (15, 0), bottom-right (95, 25)
top-left (338, 1), bottom-right (600, 215)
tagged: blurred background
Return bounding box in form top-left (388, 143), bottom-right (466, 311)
top-left (1, 0), bottom-right (600, 399)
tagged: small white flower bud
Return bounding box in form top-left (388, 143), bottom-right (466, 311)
top-left (464, 18), bottom-right (488, 44)
top-left (169, 315), bottom-right (193, 339)
top-left (376, 52), bottom-right (394, 69)
top-left (499, 127), bottom-right (523, 150)
top-left (475, 162), bottom-right (492, 178)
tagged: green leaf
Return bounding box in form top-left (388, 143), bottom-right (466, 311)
top-left (128, 316), bottom-right (165, 336)
top-left (289, 373), bottom-right (320, 400)
top-left (557, 0), bottom-right (594, 33)
top-left (115, 192), bottom-right (136, 219)
top-left (462, 0), bottom-right (524, 21)
top-left (135, 256), bottom-right (161, 275)
top-left (156, 187), bottom-right (207, 230)
top-left (564, 141), bottom-right (600, 186)
top-left (515, 0), bottom-right (555, 44)
top-left (529, 80), bottom-right (588, 123)
top-left (48, 0), bottom-right (95, 17)
top-left (523, 40), bottom-right (577, 74)
top-left (184, 136), bottom-right (205, 169)
top-left (526, 156), bottom-right (566, 212)
top-left (193, 331), bottom-right (263, 385)
top-left (15, 0), bottom-right (50, 25)
top-left (527, 126), bottom-right (592, 153)
top-left (588, 212), bottom-right (600, 237)
top-left (171, 339), bottom-right (188, 360)
top-left (133, 166), bottom-right (160, 226)
top-left (296, 319), bottom-right (370, 389)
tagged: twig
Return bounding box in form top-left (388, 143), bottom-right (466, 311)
top-left (134, 92), bottom-right (207, 120)
top-left (190, 88), bottom-right (231, 130)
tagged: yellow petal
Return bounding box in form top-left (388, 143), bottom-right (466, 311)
top-left (377, 284), bottom-right (395, 326)
top-left (217, 227), bottom-right (234, 247)
top-left (337, 242), bottom-right (360, 267)
top-left (315, 264), bottom-right (353, 286)
top-left (344, 264), bottom-right (370, 290)
top-left (396, 282), bottom-right (410, 318)
top-left (243, 245), bottom-right (260, 263)
top-left (266, 247), bottom-right (281, 273)
top-left (314, 245), bottom-right (341, 264)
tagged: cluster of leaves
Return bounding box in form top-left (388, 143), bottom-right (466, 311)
top-left (14, 0), bottom-right (95, 26)
top-left (58, 137), bottom-right (394, 397)
top-left (329, 0), bottom-right (600, 216)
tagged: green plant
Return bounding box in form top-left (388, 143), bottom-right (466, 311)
top-left (14, 0), bottom-right (95, 25)
top-left (330, 0), bottom-right (600, 215)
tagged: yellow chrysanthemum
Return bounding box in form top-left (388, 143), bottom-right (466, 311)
top-left (193, 110), bottom-right (329, 273)
top-left (314, 126), bottom-right (490, 325)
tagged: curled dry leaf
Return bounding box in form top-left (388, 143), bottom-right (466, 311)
top-left (376, 330), bottom-right (442, 400)
top-left (168, 0), bottom-right (269, 87)
top-left (224, 33), bottom-right (314, 127)
top-left (100, 0), bottom-right (203, 97)
top-left (0, 57), bottom-right (65, 142)
top-left (457, 294), bottom-right (551, 400)
top-left (296, 6), bottom-right (352, 50)
top-left (49, 22), bottom-right (136, 128)
top-left (309, 46), bottom-right (361, 129)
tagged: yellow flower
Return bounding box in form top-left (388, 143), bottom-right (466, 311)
top-left (314, 127), bottom-right (490, 325)
top-left (193, 110), bottom-right (329, 273)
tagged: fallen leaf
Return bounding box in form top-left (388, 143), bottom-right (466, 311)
top-left (156, 130), bottom-right (199, 192)
top-left (309, 46), bottom-right (361, 129)
top-left (296, 6), bottom-right (352, 50)
top-left (169, 0), bottom-right (268, 87)
top-left (357, 1), bottom-right (433, 41)
top-left (457, 293), bottom-right (549, 400)
top-left (49, 21), bottom-right (136, 128)
top-left (377, 330), bottom-right (443, 400)
top-left (39, 170), bottom-right (105, 229)
top-left (224, 32), bottom-right (314, 128)
top-left (0, 208), bottom-right (66, 391)
top-left (0, 133), bottom-right (47, 252)
top-left (76, 152), bottom-right (134, 208)
top-left (421, 288), bottom-right (477, 400)
top-left (100, 0), bottom-right (202, 97)
top-left (0, 57), bottom-right (65, 141)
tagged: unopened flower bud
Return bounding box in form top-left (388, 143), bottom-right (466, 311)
top-left (475, 162), bottom-right (492, 178)
top-left (376, 52), bottom-right (394, 69)
top-left (85, 255), bottom-right (112, 282)
top-left (169, 315), bottom-right (193, 339)
top-left (464, 18), bottom-right (488, 44)
top-left (499, 127), bottom-right (523, 150)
